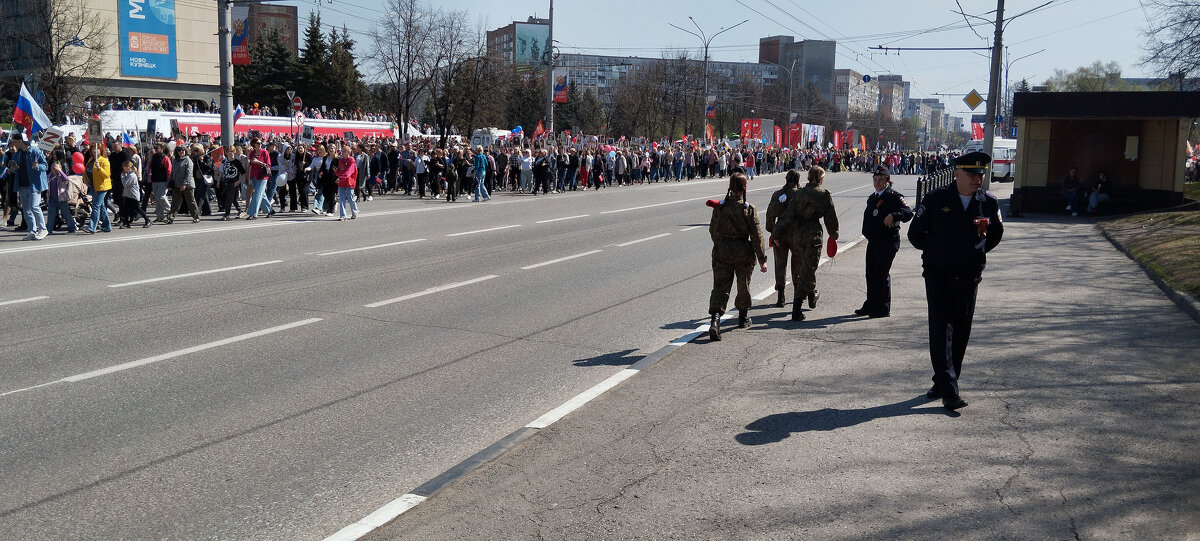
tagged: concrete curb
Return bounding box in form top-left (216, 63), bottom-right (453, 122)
top-left (1098, 225), bottom-right (1200, 326)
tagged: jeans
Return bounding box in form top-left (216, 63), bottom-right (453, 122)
top-left (260, 176), bottom-right (279, 214)
top-left (18, 186), bottom-right (46, 234)
top-left (565, 169), bottom-right (578, 190)
top-left (248, 178), bottom-right (268, 217)
top-left (47, 196), bottom-right (75, 233)
top-left (152, 182), bottom-right (170, 220)
top-left (1088, 192), bottom-right (1110, 212)
top-left (520, 169), bottom-right (532, 192)
top-left (473, 173), bottom-right (490, 201)
top-left (88, 189), bottom-right (111, 231)
top-left (337, 186), bottom-right (358, 218)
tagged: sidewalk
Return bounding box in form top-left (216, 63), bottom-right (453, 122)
top-left (369, 199), bottom-right (1200, 539)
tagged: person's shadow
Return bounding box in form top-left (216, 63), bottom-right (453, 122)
top-left (735, 396), bottom-right (957, 446)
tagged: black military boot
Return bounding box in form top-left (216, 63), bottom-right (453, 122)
top-left (775, 290), bottom-right (785, 308)
top-left (737, 310), bottom-right (751, 328)
top-left (708, 313), bottom-right (722, 341)
top-left (809, 289), bottom-right (820, 309)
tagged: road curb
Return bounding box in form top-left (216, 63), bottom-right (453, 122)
top-left (1098, 225), bottom-right (1200, 326)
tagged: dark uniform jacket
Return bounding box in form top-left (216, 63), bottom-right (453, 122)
top-left (765, 183), bottom-right (800, 236)
top-left (862, 187), bottom-right (914, 241)
top-left (907, 185), bottom-right (1004, 278)
top-left (709, 197), bottom-right (768, 265)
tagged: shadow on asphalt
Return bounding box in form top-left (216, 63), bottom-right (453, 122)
top-left (750, 312), bottom-right (863, 330)
top-left (572, 349), bottom-right (642, 367)
top-left (735, 396), bottom-right (958, 445)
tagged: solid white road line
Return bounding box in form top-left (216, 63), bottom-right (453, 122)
top-left (323, 494), bottom-right (428, 541)
top-left (364, 275), bottom-right (499, 308)
top-left (521, 250), bottom-right (603, 270)
top-left (446, 224), bottom-right (521, 237)
top-left (536, 214), bottom-right (589, 224)
top-left (833, 183), bottom-right (874, 195)
top-left (526, 369), bottom-right (639, 429)
top-left (615, 233), bottom-right (670, 247)
top-left (316, 239), bottom-right (426, 256)
top-left (0, 318), bottom-right (323, 398)
top-left (107, 260), bottom-right (283, 288)
top-left (679, 225), bottom-right (703, 232)
top-left (0, 295), bottom-right (50, 306)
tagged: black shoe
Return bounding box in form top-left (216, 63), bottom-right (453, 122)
top-left (868, 312), bottom-right (890, 318)
top-left (737, 312), bottom-right (751, 328)
top-left (854, 307), bottom-right (870, 316)
top-left (942, 396), bottom-right (968, 410)
top-left (775, 291), bottom-right (785, 308)
top-left (809, 290), bottom-right (819, 309)
top-left (708, 314), bottom-right (722, 341)
top-left (924, 386), bottom-right (942, 400)
top-left (791, 307), bottom-right (805, 321)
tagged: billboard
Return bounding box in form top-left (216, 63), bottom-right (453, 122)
top-left (553, 68), bottom-right (568, 103)
top-left (249, 4), bottom-right (300, 58)
top-left (232, 5), bottom-right (250, 66)
top-left (119, 0), bottom-right (177, 79)
top-left (514, 23), bottom-right (549, 66)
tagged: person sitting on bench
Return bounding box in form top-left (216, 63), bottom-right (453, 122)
top-left (1087, 170), bottom-right (1112, 214)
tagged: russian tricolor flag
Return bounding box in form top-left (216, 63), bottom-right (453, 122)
top-left (12, 82), bottom-right (52, 135)
top-left (233, 105), bottom-right (244, 124)
top-left (122, 132), bottom-right (137, 148)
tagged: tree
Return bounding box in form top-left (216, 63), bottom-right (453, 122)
top-left (298, 12), bottom-right (331, 109)
top-left (1044, 61), bottom-right (1145, 92)
top-left (0, 0), bottom-right (110, 124)
top-left (327, 26), bottom-right (369, 111)
top-left (371, 0), bottom-right (439, 138)
top-left (234, 28), bottom-right (298, 114)
top-left (1141, 0), bottom-right (1200, 83)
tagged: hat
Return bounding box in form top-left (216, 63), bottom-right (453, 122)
top-left (10, 127), bottom-right (28, 143)
top-left (873, 165), bottom-right (890, 176)
top-left (953, 151), bottom-right (991, 174)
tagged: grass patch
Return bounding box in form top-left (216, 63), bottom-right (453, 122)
top-left (1101, 211), bottom-right (1200, 298)
top-left (1186, 181), bottom-right (1200, 202)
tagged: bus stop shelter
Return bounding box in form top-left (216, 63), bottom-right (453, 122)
top-left (1009, 91), bottom-right (1200, 215)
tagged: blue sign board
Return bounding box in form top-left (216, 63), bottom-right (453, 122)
top-left (119, 0), bottom-right (177, 79)
top-left (1010, 126), bottom-right (1018, 138)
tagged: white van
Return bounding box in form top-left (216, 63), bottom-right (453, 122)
top-left (965, 138), bottom-right (1017, 181)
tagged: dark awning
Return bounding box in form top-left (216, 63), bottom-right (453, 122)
top-left (1013, 91), bottom-right (1200, 119)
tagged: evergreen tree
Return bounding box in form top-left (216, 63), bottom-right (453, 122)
top-left (327, 26), bottom-right (368, 111)
top-left (234, 29), bottom-right (299, 115)
top-left (298, 12), bottom-right (330, 108)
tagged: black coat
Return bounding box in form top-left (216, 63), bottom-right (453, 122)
top-left (862, 187), bottom-right (913, 241)
top-left (908, 185), bottom-right (1003, 278)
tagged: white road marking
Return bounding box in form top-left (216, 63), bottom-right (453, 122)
top-left (315, 239), bottom-right (426, 256)
top-left (521, 250), bottom-right (603, 270)
top-left (678, 225), bottom-right (703, 232)
top-left (107, 260), bottom-right (283, 288)
top-left (323, 494), bottom-right (427, 541)
top-left (526, 368), bottom-right (639, 429)
top-left (446, 224), bottom-right (521, 237)
top-left (615, 233), bottom-right (670, 247)
top-left (536, 214), bottom-right (589, 224)
top-left (0, 318), bottom-right (323, 398)
top-left (833, 183), bottom-right (874, 195)
top-left (0, 295), bottom-right (50, 306)
top-left (365, 275), bottom-right (499, 308)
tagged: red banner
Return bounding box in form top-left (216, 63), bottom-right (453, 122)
top-left (971, 123), bottom-right (984, 140)
top-left (774, 125), bottom-right (782, 147)
top-left (740, 119), bottom-right (762, 141)
top-left (833, 130), bottom-right (841, 149)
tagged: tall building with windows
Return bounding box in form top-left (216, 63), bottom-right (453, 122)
top-left (833, 69), bottom-right (879, 118)
top-left (877, 75), bottom-right (909, 122)
top-left (758, 36), bottom-right (837, 103)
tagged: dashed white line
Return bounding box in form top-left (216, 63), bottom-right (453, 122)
top-left (107, 260), bottom-right (283, 288)
top-left (536, 214), bottom-right (589, 224)
top-left (446, 225), bottom-right (521, 237)
top-left (316, 239), bottom-right (426, 256)
top-left (365, 275), bottom-right (499, 308)
top-left (521, 250), bottom-right (603, 270)
top-left (0, 295), bottom-right (50, 307)
top-left (615, 233), bottom-right (671, 247)
top-left (0, 318), bottom-right (323, 398)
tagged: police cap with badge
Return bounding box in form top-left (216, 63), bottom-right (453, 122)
top-left (953, 151), bottom-right (991, 174)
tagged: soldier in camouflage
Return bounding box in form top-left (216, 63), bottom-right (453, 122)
top-left (782, 166), bottom-right (839, 321)
top-left (707, 172), bottom-right (768, 341)
top-left (765, 169), bottom-right (802, 308)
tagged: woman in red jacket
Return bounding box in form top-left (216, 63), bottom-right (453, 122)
top-left (335, 144), bottom-right (358, 221)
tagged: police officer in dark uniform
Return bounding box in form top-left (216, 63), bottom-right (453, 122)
top-left (856, 165), bottom-right (913, 318)
top-left (708, 171), bottom-right (768, 341)
top-left (908, 151), bottom-right (1003, 410)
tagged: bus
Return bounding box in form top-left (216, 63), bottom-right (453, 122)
top-left (965, 138), bottom-right (1017, 181)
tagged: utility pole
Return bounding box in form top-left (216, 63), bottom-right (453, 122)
top-left (545, 0), bottom-right (554, 138)
top-left (217, 0), bottom-right (234, 147)
top-left (670, 17), bottom-right (748, 147)
top-left (982, 0), bottom-right (1005, 190)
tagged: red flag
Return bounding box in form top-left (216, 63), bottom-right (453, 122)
top-left (532, 120), bottom-right (545, 139)
top-left (971, 123), bottom-right (984, 140)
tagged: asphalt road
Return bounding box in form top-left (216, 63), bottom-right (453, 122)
top-left (0, 170), bottom-right (887, 539)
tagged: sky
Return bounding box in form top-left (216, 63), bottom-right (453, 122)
top-left (277, 0), bottom-right (1154, 125)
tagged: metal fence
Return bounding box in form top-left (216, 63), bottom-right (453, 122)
top-left (915, 167), bottom-right (955, 207)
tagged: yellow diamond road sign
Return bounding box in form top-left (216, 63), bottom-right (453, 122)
top-left (963, 89), bottom-right (984, 111)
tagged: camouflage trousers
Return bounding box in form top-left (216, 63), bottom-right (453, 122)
top-left (790, 240), bottom-right (821, 294)
top-left (709, 240), bottom-right (756, 315)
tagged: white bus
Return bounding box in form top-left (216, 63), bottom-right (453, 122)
top-left (965, 138), bottom-right (1017, 181)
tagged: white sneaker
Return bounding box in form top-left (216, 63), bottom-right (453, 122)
top-left (367, 196), bottom-right (373, 201)
top-left (34, 229), bottom-right (47, 240)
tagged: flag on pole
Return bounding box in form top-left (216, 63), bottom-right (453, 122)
top-left (971, 123), bottom-right (984, 140)
top-left (12, 82), bottom-right (52, 135)
top-left (233, 105), bottom-right (245, 124)
top-left (533, 120), bottom-right (545, 139)
top-left (122, 132), bottom-right (137, 148)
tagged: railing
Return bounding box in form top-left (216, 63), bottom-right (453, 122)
top-left (915, 166), bottom-right (955, 207)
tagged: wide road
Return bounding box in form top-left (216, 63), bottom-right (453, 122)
top-left (0, 168), bottom-right (889, 539)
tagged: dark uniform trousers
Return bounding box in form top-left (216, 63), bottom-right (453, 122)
top-left (709, 238), bottom-right (756, 315)
top-left (925, 271), bottom-right (980, 399)
top-left (864, 238), bottom-right (900, 314)
top-left (772, 242), bottom-right (791, 292)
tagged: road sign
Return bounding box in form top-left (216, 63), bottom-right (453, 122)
top-left (1010, 126), bottom-right (1018, 138)
top-left (862, 74), bottom-right (871, 83)
top-left (996, 114), bottom-right (1004, 125)
top-left (971, 114), bottom-right (987, 124)
top-left (963, 89), bottom-right (984, 110)
top-left (292, 96), bottom-right (303, 112)
top-left (286, 90), bottom-right (295, 101)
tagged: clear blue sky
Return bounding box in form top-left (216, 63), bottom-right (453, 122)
top-left (279, 0), bottom-right (1152, 123)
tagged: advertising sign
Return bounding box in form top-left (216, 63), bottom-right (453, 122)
top-left (119, 0), bottom-right (177, 79)
top-left (232, 5), bottom-right (250, 66)
top-left (514, 23), bottom-right (550, 66)
top-left (553, 68), bottom-right (568, 104)
top-left (705, 96), bottom-right (716, 119)
top-left (249, 4), bottom-right (299, 57)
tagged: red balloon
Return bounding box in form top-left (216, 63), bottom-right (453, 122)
top-left (72, 152), bottom-right (84, 163)
top-left (72, 162), bottom-right (85, 175)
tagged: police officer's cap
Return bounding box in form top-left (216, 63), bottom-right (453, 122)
top-left (953, 151), bottom-right (990, 174)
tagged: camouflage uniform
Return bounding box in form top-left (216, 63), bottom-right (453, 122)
top-left (784, 181), bottom-right (839, 298)
top-left (708, 196), bottom-right (767, 315)
top-left (765, 182), bottom-right (801, 294)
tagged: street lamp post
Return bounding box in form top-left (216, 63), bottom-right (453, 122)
top-left (1001, 46), bottom-right (1045, 135)
top-left (670, 17), bottom-right (749, 146)
top-left (762, 58), bottom-right (797, 146)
